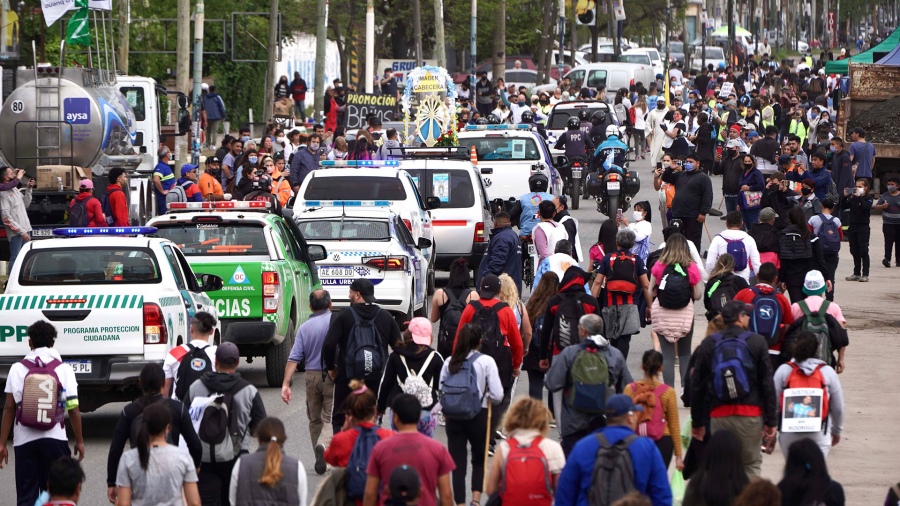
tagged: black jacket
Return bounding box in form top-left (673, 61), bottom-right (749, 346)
top-left (662, 166), bottom-right (713, 218)
top-left (702, 272), bottom-right (749, 320)
top-left (760, 186), bottom-right (797, 229)
top-left (539, 268), bottom-right (602, 360)
top-left (721, 154), bottom-right (744, 194)
top-left (846, 193), bottom-right (873, 227)
top-left (778, 224), bottom-right (832, 283)
top-left (750, 136), bottom-right (781, 165)
top-left (554, 209), bottom-right (579, 261)
top-left (690, 325), bottom-right (778, 429)
top-left (694, 123), bottom-right (715, 161)
top-left (478, 225), bottom-right (523, 292)
top-left (749, 222), bottom-right (781, 253)
top-left (377, 345), bottom-right (445, 413)
top-left (322, 304), bottom-right (402, 389)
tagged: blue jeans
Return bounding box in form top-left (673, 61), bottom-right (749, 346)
top-left (724, 194), bottom-right (740, 215)
top-left (7, 234), bottom-right (25, 274)
top-left (294, 99), bottom-right (306, 120)
top-left (741, 206), bottom-right (761, 231)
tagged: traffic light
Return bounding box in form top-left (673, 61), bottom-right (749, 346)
top-left (576, 0), bottom-right (597, 26)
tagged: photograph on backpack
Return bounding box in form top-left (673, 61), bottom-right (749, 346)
top-left (782, 388), bottom-right (824, 432)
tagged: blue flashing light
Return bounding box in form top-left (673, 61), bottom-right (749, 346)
top-left (319, 160), bottom-right (400, 167)
top-left (302, 200), bottom-right (392, 207)
top-left (53, 226), bottom-right (159, 236)
top-left (464, 124), bottom-right (532, 131)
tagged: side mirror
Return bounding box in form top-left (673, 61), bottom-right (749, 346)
top-left (307, 244), bottom-right (327, 262)
top-left (177, 93), bottom-right (190, 110)
top-left (555, 155), bottom-right (569, 167)
top-left (425, 196), bottom-right (441, 210)
top-left (417, 237), bottom-right (433, 249)
top-left (198, 273), bottom-right (224, 293)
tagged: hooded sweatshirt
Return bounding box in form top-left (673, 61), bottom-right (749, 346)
top-left (185, 371), bottom-right (267, 458)
top-left (540, 267), bottom-right (602, 360)
top-left (322, 303), bottom-right (402, 389)
top-left (0, 181), bottom-right (32, 236)
top-left (377, 344), bottom-right (445, 412)
top-left (105, 183), bottom-right (129, 226)
top-left (774, 358), bottom-right (844, 435)
top-left (68, 191), bottom-right (107, 227)
top-left (376, 139), bottom-right (402, 160)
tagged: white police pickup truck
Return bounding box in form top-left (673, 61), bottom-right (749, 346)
top-left (0, 227), bottom-right (223, 412)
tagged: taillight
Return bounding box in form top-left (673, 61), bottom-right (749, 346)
top-left (143, 303), bottom-right (168, 344)
top-left (403, 219), bottom-right (412, 231)
top-left (474, 222), bottom-right (485, 243)
top-left (364, 256), bottom-right (406, 271)
top-left (263, 271), bottom-right (279, 313)
top-left (609, 174), bottom-right (619, 181)
top-left (573, 161), bottom-right (581, 167)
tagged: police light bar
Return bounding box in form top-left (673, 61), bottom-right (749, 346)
top-left (53, 226), bottom-right (158, 236)
top-left (167, 201), bottom-right (272, 211)
top-left (301, 200), bottom-right (392, 207)
top-left (319, 160), bottom-right (400, 167)
top-left (464, 124), bottom-right (532, 131)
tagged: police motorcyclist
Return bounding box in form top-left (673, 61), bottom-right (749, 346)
top-left (243, 173), bottom-right (282, 211)
top-left (589, 110), bottom-right (610, 146)
top-left (521, 110), bottom-right (546, 139)
top-left (578, 109), bottom-right (593, 140)
top-left (509, 172), bottom-right (553, 238)
top-left (554, 117), bottom-right (594, 182)
top-left (593, 125), bottom-right (628, 173)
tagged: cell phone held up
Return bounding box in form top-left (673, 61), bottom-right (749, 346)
top-left (616, 208), bottom-right (623, 221)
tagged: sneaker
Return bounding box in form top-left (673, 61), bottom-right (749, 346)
top-left (859, 276), bottom-right (869, 282)
top-left (494, 430), bottom-right (507, 440)
top-left (549, 418), bottom-right (558, 429)
top-left (845, 275), bottom-right (860, 281)
top-left (488, 444), bottom-right (495, 457)
top-left (884, 259), bottom-right (892, 268)
top-left (314, 444), bottom-right (326, 475)
top-left (438, 412), bottom-right (446, 426)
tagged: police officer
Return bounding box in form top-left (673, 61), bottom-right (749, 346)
top-left (509, 173), bottom-right (553, 238)
top-left (578, 109), bottom-right (593, 140)
top-left (243, 173), bottom-right (282, 211)
top-left (593, 125), bottom-right (628, 173)
top-left (555, 117), bottom-right (594, 163)
top-left (589, 110), bottom-right (610, 146)
top-left (521, 110), bottom-right (546, 139)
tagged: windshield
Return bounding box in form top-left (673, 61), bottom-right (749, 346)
top-left (18, 248), bottom-right (161, 285)
top-left (621, 54), bottom-right (651, 65)
top-left (669, 43), bottom-right (684, 52)
top-left (404, 168), bottom-right (477, 209)
top-left (547, 105), bottom-right (608, 130)
top-left (696, 47), bottom-right (725, 59)
top-left (458, 136), bottom-right (541, 161)
top-left (155, 224), bottom-right (270, 256)
top-left (304, 176), bottom-right (408, 201)
top-left (296, 219), bottom-right (390, 241)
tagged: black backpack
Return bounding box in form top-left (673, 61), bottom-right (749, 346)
top-left (99, 186), bottom-right (123, 226)
top-left (469, 300), bottom-right (513, 390)
top-left (657, 263), bottom-right (692, 309)
top-left (551, 292), bottom-right (592, 351)
top-left (175, 344), bottom-right (214, 401)
top-left (344, 306), bottom-right (388, 381)
top-left (68, 198), bottom-right (91, 226)
top-left (779, 230), bottom-right (813, 260)
top-left (438, 289), bottom-right (472, 358)
top-left (706, 274), bottom-right (740, 318)
top-left (587, 433), bottom-right (638, 506)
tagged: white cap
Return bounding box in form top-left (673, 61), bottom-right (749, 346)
top-left (726, 139), bottom-right (742, 148)
top-left (841, 48), bottom-right (847, 55)
top-left (201, 83), bottom-right (209, 91)
top-left (818, 68), bottom-right (825, 75)
top-left (803, 270), bottom-right (827, 293)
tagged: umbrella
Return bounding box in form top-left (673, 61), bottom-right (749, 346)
top-left (711, 25), bottom-right (752, 37)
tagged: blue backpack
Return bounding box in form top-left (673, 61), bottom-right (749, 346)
top-left (816, 214), bottom-right (841, 254)
top-left (440, 352), bottom-right (484, 421)
top-left (718, 235), bottom-right (748, 271)
top-left (346, 426), bottom-right (380, 499)
top-left (710, 331), bottom-right (755, 402)
top-left (748, 286), bottom-right (783, 346)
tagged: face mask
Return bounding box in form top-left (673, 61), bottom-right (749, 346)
top-left (829, 146), bottom-right (837, 152)
top-left (309, 142), bottom-right (320, 151)
top-left (266, 165), bottom-right (275, 174)
top-left (856, 187), bottom-right (865, 195)
top-left (276, 137), bottom-right (285, 144)
top-left (248, 156), bottom-right (258, 164)
top-left (811, 113), bottom-right (818, 118)
top-left (716, 104), bottom-right (723, 110)
top-left (684, 162), bottom-right (695, 171)
top-left (801, 187), bottom-right (812, 195)
top-left (241, 136), bottom-right (251, 143)
top-left (518, 101), bottom-right (526, 105)
top-left (727, 149), bottom-right (737, 156)
top-left (632, 210), bottom-right (644, 222)
top-left (888, 185), bottom-right (898, 192)
top-left (743, 163), bottom-right (754, 169)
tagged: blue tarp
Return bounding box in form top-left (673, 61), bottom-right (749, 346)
top-left (875, 42), bottom-right (900, 66)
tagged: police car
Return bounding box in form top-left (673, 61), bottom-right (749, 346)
top-left (457, 124), bottom-right (563, 209)
top-left (293, 201), bottom-right (429, 325)
top-left (293, 160), bottom-right (439, 291)
top-left (148, 201), bottom-right (327, 387)
top-left (0, 227), bottom-right (222, 412)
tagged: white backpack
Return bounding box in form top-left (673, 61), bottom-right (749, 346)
top-left (399, 353), bottom-right (435, 407)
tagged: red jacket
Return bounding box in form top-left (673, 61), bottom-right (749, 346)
top-left (324, 422), bottom-right (393, 467)
top-left (69, 191), bottom-right (106, 227)
top-left (734, 284), bottom-right (795, 351)
top-left (453, 297), bottom-right (524, 370)
top-left (106, 184), bottom-right (129, 226)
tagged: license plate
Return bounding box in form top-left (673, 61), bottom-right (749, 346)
top-left (31, 229), bottom-right (54, 237)
top-left (607, 181), bottom-right (621, 191)
top-left (572, 169), bottom-right (583, 179)
top-left (64, 360), bottom-right (92, 374)
top-left (319, 266), bottom-right (356, 278)
top-left (528, 243), bottom-right (536, 256)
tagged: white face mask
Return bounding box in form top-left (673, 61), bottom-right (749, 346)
top-left (632, 210), bottom-right (644, 222)
top-left (266, 165), bottom-right (275, 174)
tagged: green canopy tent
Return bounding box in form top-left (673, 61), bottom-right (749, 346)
top-left (825, 26), bottom-right (900, 74)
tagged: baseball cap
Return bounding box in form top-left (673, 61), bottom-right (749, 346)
top-left (216, 341), bottom-right (240, 365)
top-left (180, 163), bottom-right (199, 177)
top-left (407, 317), bottom-right (433, 346)
top-left (604, 394), bottom-right (643, 417)
top-left (730, 124), bottom-right (742, 132)
top-left (759, 207), bottom-right (779, 221)
top-left (747, 131), bottom-right (759, 139)
top-left (206, 155), bottom-right (221, 165)
top-left (201, 82), bottom-right (209, 91)
top-left (803, 270), bottom-right (827, 295)
top-left (479, 274), bottom-right (501, 299)
top-left (389, 465), bottom-right (421, 502)
top-left (778, 154), bottom-right (793, 165)
top-left (726, 139), bottom-right (742, 149)
top-left (78, 179), bottom-right (94, 190)
top-left (818, 68), bottom-right (825, 75)
top-left (349, 278), bottom-right (377, 303)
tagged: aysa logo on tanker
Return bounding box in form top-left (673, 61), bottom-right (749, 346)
top-left (63, 97), bottom-right (91, 125)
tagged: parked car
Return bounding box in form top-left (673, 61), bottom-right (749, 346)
top-left (534, 62), bottom-right (655, 99)
top-left (690, 45), bottom-right (727, 71)
top-left (504, 70), bottom-right (557, 94)
top-left (659, 41), bottom-right (686, 66)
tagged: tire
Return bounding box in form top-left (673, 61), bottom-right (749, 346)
top-left (396, 288), bottom-right (415, 327)
top-left (570, 177), bottom-right (581, 210)
top-left (522, 254), bottom-right (535, 291)
top-left (426, 268), bottom-right (436, 296)
top-left (266, 319), bottom-right (294, 387)
top-left (605, 194), bottom-right (620, 220)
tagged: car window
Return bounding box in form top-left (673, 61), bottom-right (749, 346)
top-left (458, 136), bottom-right (541, 161)
top-left (393, 217), bottom-right (417, 247)
top-left (120, 87), bottom-right (146, 122)
top-left (17, 247), bottom-right (162, 285)
top-left (296, 219), bottom-right (391, 240)
top-left (406, 175), bottom-right (426, 210)
top-left (304, 176), bottom-right (408, 201)
top-left (155, 223), bottom-right (271, 256)
top-left (621, 54), bottom-right (651, 65)
top-left (275, 221), bottom-right (302, 261)
top-left (566, 70), bottom-right (585, 85)
top-left (162, 245), bottom-right (188, 290)
top-left (547, 105), bottom-right (608, 130)
top-left (173, 247), bottom-right (203, 292)
top-left (586, 70), bottom-right (607, 88)
top-left (403, 168), bottom-right (476, 209)
top-left (648, 49), bottom-right (661, 62)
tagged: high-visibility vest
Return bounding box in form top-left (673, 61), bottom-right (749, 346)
top-left (789, 119), bottom-right (808, 144)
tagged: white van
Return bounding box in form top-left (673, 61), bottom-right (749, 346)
top-left (537, 63), bottom-right (655, 101)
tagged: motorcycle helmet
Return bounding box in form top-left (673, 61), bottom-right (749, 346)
top-left (252, 174), bottom-right (273, 193)
top-left (487, 114), bottom-right (501, 125)
top-left (566, 117), bottom-right (581, 129)
top-left (475, 117), bottom-right (489, 125)
top-left (591, 111), bottom-right (608, 125)
top-left (528, 172), bottom-right (549, 193)
top-left (606, 125), bottom-right (620, 138)
top-left (578, 109), bottom-right (591, 122)
top-left (521, 110), bottom-right (534, 123)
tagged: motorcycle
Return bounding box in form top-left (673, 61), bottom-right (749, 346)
top-left (584, 152), bottom-right (641, 218)
top-left (554, 155), bottom-right (585, 210)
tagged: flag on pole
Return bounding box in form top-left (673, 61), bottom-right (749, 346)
top-left (65, 0), bottom-right (90, 46)
top-left (664, 70), bottom-right (670, 107)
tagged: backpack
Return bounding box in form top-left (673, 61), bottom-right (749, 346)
top-left (748, 286), bottom-right (784, 346)
top-left (706, 275), bottom-right (740, 317)
top-left (165, 181), bottom-right (192, 207)
top-left (587, 433), bottom-right (638, 506)
top-left (568, 343), bottom-right (609, 413)
top-left (645, 248), bottom-right (662, 273)
top-left (718, 235), bottom-right (749, 271)
top-left (437, 289), bottom-right (471, 359)
top-left (606, 252), bottom-right (637, 293)
top-left (657, 263), bottom-right (692, 309)
top-left (797, 300), bottom-right (833, 363)
top-left (499, 436), bottom-right (554, 506)
top-left (551, 292), bottom-right (591, 351)
top-left (344, 306), bottom-right (388, 381)
top-left (100, 186), bottom-right (122, 226)
top-left (710, 331), bottom-right (755, 402)
top-left (193, 378), bottom-right (252, 463)
top-left (15, 357), bottom-right (65, 431)
top-left (630, 382), bottom-right (668, 441)
top-left (628, 107), bottom-right (636, 126)
top-left (398, 353), bottom-right (435, 407)
top-left (613, 103), bottom-right (629, 125)
top-left (68, 198), bottom-right (90, 227)
top-left (470, 300), bottom-right (513, 389)
top-left (346, 426), bottom-right (381, 499)
top-left (440, 352), bottom-right (484, 421)
top-left (174, 344), bottom-right (214, 402)
top-left (816, 214), bottom-right (841, 254)
top-left (782, 362), bottom-right (830, 433)
top-left (779, 230), bottom-right (813, 260)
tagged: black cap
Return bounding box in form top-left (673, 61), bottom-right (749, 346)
top-left (216, 342), bottom-right (240, 365)
top-left (350, 278), bottom-right (377, 303)
top-left (206, 155), bottom-right (221, 165)
top-left (389, 465), bottom-right (421, 502)
top-left (479, 274), bottom-right (501, 299)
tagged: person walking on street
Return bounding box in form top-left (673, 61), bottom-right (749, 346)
top-left (322, 278), bottom-right (401, 434)
top-left (624, 350), bottom-right (684, 472)
top-left (523, 272), bottom-right (559, 414)
top-left (733, 262), bottom-right (795, 371)
top-left (653, 155), bottom-right (679, 228)
top-left (0, 166), bottom-right (34, 273)
top-left (229, 417), bottom-right (307, 506)
top-left (539, 267), bottom-right (601, 365)
top-left (163, 312), bottom-right (218, 401)
top-left (829, 137), bottom-right (853, 225)
top-left (683, 429), bottom-right (749, 506)
top-left (323, 379), bottom-right (393, 471)
top-left (0, 321), bottom-right (85, 506)
top-left (477, 212), bottom-right (522, 291)
top-left (875, 176), bottom-right (900, 267)
top-left (554, 395), bottom-right (672, 506)
top-left (844, 178), bottom-right (873, 282)
top-left (430, 258), bottom-right (476, 359)
top-left (737, 154), bottom-right (766, 229)
top-left (779, 207), bottom-right (833, 302)
top-left (690, 300), bottom-right (778, 477)
top-left (291, 72), bottom-right (308, 120)
top-left (281, 290), bottom-right (334, 475)
top-left (106, 168), bottom-right (131, 226)
top-left (777, 439), bottom-right (846, 506)
top-left (202, 85), bottom-right (227, 148)
top-left (661, 151), bottom-right (714, 251)
top-left (706, 211), bottom-right (761, 282)
top-left (809, 199), bottom-right (842, 300)
top-left (721, 139), bottom-right (745, 216)
top-left (44, 457), bottom-right (85, 506)
top-left (749, 207), bottom-right (782, 268)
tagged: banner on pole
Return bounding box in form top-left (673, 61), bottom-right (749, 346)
top-left (43, 0), bottom-right (109, 27)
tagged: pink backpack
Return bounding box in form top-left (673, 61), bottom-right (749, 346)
top-left (630, 382), bottom-right (669, 441)
top-left (16, 357), bottom-right (66, 430)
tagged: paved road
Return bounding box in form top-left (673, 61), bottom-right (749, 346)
top-left (1, 154), bottom-right (892, 503)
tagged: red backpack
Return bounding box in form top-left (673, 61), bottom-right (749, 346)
top-left (630, 382), bottom-right (669, 441)
top-left (16, 357), bottom-right (66, 431)
top-left (499, 435), bottom-right (553, 506)
top-left (782, 362), bottom-right (830, 432)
